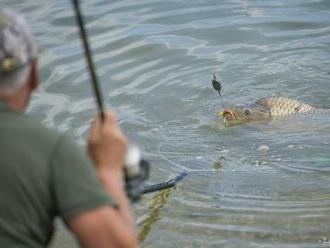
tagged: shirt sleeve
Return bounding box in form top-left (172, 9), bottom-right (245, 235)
top-left (50, 135), bottom-right (117, 221)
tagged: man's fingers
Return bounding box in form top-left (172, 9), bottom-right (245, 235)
top-left (89, 111), bottom-right (120, 141)
top-left (88, 112), bottom-right (103, 143)
top-left (103, 111), bottom-right (117, 124)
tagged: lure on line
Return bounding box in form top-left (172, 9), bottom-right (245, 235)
top-left (212, 73), bottom-right (222, 96)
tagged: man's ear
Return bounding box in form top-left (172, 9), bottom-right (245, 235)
top-left (28, 61), bottom-right (39, 91)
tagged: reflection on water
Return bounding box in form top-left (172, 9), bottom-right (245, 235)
top-left (137, 188), bottom-right (175, 242)
top-left (4, 0), bottom-right (330, 247)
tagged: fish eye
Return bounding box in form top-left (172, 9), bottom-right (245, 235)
top-left (244, 109), bottom-right (251, 115)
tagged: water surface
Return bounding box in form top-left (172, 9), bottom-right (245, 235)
top-left (4, 0), bottom-right (330, 247)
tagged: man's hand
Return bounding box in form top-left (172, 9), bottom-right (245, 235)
top-left (68, 111), bottom-right (138, 248)
top-left (88, 111), bottom-right (128, 172)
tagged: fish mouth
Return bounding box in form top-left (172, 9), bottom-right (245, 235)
top-left (219, 109), bottom-right (236, 120)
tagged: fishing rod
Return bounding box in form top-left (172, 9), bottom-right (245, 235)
top-left (142, 171), bottom-right (188, 194)
top-left (72, 0), bottom-right (105, 121)
top-left (72, 0), bottom-right (187, 201)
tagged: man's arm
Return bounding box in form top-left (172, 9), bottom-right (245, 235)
top-left (68, 112), bottom-right (138, 248)
top-left (68, 206), bottom-right (137, 248)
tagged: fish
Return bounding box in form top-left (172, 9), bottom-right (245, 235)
top-left (218, 97), bottom-right (330, 126)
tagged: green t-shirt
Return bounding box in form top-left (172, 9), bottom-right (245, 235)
top-left (0, 101), bottom-right (116, 247)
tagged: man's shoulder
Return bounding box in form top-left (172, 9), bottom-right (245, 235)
top-left (0, 110), bottom-right (84, 169)
top-left (17, 112), bottom-right (60, 139)
top-left (0, 110), bottom-right (64, 148)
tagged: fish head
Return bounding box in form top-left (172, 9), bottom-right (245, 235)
top-left (218, 104), bottom-right (270, 126)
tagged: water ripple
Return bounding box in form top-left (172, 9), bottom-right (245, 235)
top-left (6, 0), bottom-right (330, 247)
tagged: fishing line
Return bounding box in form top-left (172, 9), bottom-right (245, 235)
top-left (221, 90), bottom-right (242, 98)
top-left (157, 143), bottom-right (216, 173)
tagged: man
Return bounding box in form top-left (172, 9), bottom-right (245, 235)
top-left (0, 9), bottom-right (138, 248)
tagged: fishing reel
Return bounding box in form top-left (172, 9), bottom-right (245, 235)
top-left (123, 145), bottom-right (188, 202)
top-left (124, 145), bottom-right (150, 202)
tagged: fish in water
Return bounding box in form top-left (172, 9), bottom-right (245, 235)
top-left (218, 97), bottom-right (330, 126)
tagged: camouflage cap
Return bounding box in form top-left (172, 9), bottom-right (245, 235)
top-left (0, 9), bottom-right (38, 76)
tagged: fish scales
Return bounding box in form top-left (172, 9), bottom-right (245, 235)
top-left (257, 97), bottom-right (316, 116)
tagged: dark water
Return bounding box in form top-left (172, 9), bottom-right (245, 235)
top-left (3, 0), bottom-right (330, 247)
